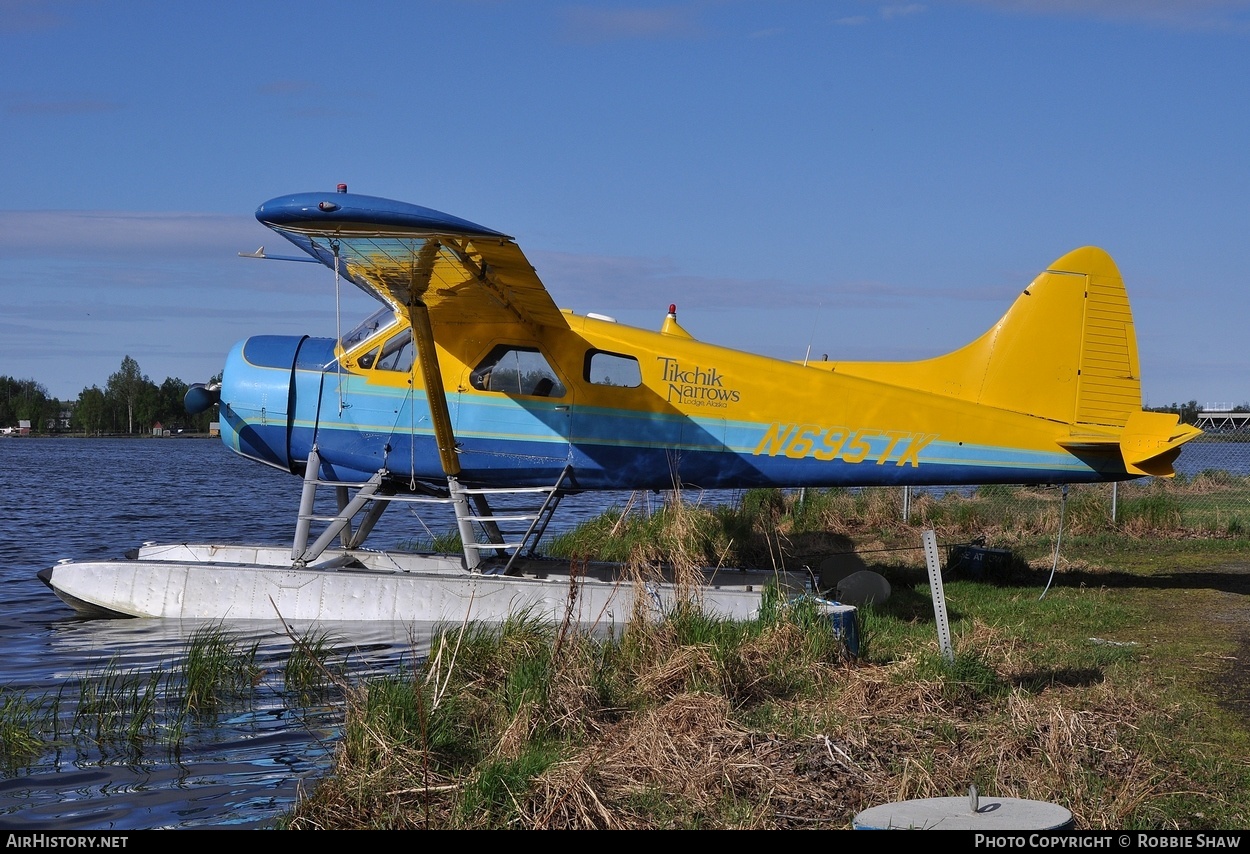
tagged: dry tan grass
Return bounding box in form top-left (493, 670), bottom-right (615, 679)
top-left (278, 630), bottom-right (1215, 830)
top-left (516, 619), bottom-right (1192, 829)
top-left (286, 606), bottom-right (1211, 829)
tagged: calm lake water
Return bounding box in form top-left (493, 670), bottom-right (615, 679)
top-left (0, 437), bottom-right (682, 830)
top-left (0, 436), bottom-right (1243, 829)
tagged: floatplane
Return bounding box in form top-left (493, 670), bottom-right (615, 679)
top-left (39, 185), bottom-right (1201, 630)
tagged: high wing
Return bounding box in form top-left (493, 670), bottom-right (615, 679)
top-left (255, 190), bottom-right (569, 331)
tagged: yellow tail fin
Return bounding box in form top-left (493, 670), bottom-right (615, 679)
top-left (830, 246), bottom-right (1201, 476)
top-left (905, 246), bottom-right (1140, 425)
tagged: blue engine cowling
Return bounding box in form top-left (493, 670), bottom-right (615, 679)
top-left (217, 334), bottom-right (333, 474)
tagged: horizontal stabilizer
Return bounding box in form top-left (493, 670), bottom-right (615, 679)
top-left (1061, 411), bottom-right (1202, 477)
top-left (1118, 411), bottom-right (1203, 476)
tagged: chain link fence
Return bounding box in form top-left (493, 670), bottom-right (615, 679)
top-left (890, 432), bottom-right (1250, 540)
top-left (534, 430), bottom-right (1250, 579)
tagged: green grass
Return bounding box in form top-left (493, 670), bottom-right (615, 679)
top-left (284, 628), bottom-right (347, 699)
top-left (0, 621), bottom-right (350, 768)
top-left (72, 660), bottom-right (165, 745)
top-left (179, 624), bottom-right (261, 715)
top-left (0, 689), bottom-right (50, 770)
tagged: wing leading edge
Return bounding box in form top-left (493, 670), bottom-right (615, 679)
top-left (255, 191), bottom-right (569, 331)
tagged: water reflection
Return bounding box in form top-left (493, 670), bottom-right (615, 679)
top-left (4, 616), bottom-right (438, 830)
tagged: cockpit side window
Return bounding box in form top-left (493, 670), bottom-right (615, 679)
top-left (470, 346), bottom-right (566, 397)
top-left (342, 307), bottom-right (398, 350)
top-left (375, 330), bottom-right (415, 372)
top-left (585, 350), bottom-right (642, 387)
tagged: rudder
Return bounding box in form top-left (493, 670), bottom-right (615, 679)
top-left (978, 246), bottom-right (1139, 429)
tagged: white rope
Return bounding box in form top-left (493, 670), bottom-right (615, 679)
top-left (408, 250), bottom-right (418, 490)
top-left (408, 371), bottom-right (417, 491)
top-left (332, 241), bottom-right (344, 415)
top-left (1039, 484), bottom-right (1068, 600)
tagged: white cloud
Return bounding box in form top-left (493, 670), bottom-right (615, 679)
top-left (951, 0), bottom-right (1250, 31)
top-left (558, 4), bottom-right (703, 43)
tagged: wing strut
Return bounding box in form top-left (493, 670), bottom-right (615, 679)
top-left (409, 300), bottom-right (461, 477)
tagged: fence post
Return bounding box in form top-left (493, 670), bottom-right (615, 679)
top-left (922, 529), bottom-right (955, 664)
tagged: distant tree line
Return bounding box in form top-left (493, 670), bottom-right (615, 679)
top-left (0, 356), bottom-right (220, 435)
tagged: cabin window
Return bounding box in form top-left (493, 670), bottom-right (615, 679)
top-left (375, 330), bottom-right (415, 372)
top-left (342, 307), bottom-right (398, 350)
top-left (470, 346), bottom-right (566, 397)
top-left (586, 350), bottom-right (642, 388)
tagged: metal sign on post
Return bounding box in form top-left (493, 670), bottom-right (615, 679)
top-left (922, 529), bottom-right (954, 664)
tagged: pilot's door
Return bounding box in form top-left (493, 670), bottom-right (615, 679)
top-left (330, 325), bottom-right (456, 479)
top-left (456, 343), bottom-right (572, 484)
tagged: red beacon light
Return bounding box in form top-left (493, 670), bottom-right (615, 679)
top-left (320, 184), bottom-right (349, 211)
top-left (659, 303), bottom-right (689, 337)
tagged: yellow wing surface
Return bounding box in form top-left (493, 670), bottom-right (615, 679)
top-left (257, 192), bottom-right (568, 332)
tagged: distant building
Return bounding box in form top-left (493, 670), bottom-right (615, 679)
top-left (1195, 407), bottom-right (1250, 432)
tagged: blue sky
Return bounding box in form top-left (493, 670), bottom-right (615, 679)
top-left (2, 0), bottom-right (1247, 408)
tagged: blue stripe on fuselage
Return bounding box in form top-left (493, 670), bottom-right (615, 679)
top-left (221, 338), bottom-right (1120, 490)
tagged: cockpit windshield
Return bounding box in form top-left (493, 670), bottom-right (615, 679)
top-left (341, 307), bottom-right (398, 350)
